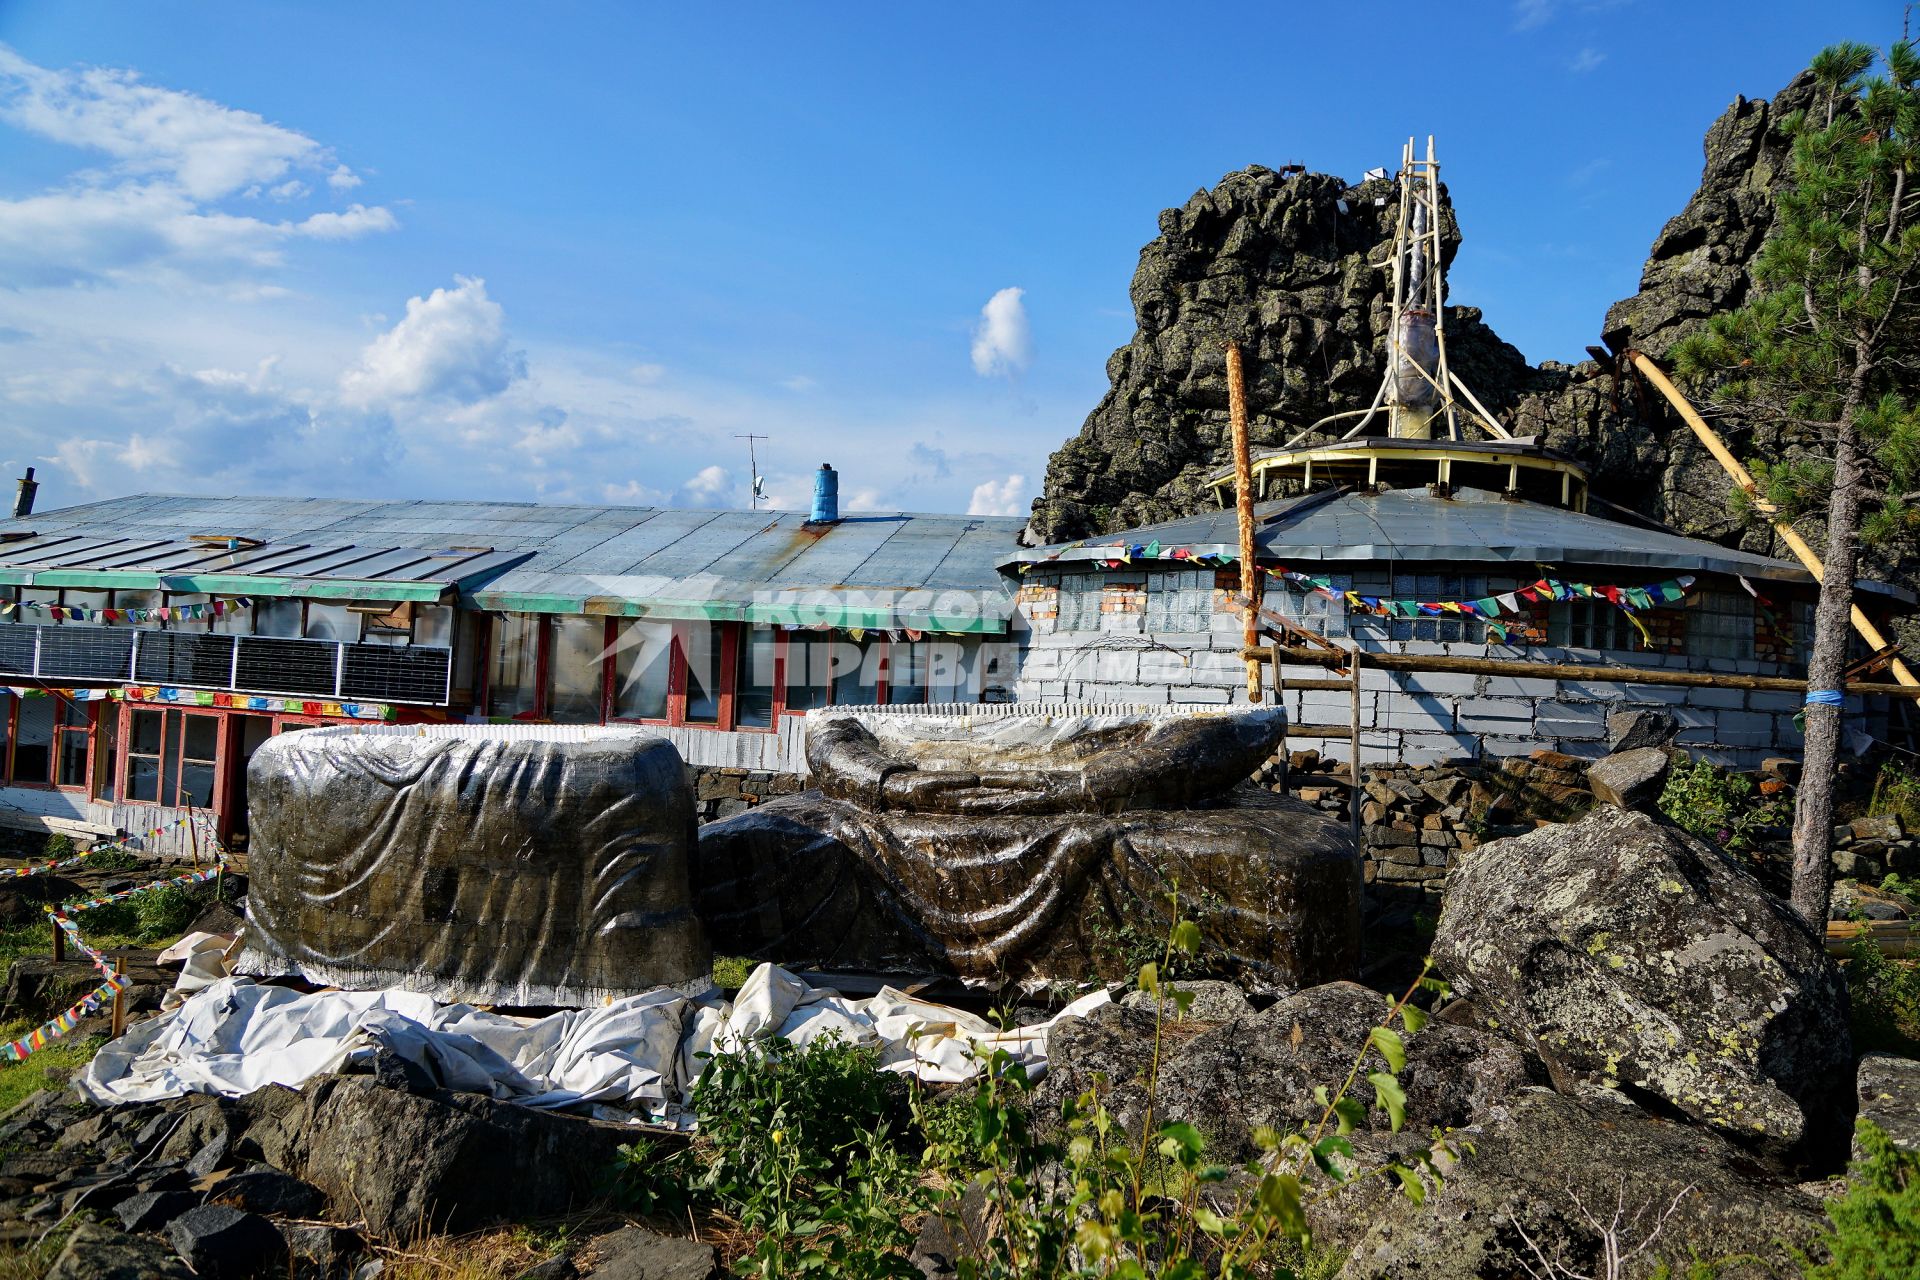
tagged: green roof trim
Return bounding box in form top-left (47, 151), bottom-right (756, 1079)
top-left (0, 569), bottom-right (449, 602)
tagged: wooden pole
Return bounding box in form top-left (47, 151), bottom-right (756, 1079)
top-left (50, 916), bottom-right (64, 963)
top-left (1227, 341), bottom-right (1262, 703)
top-left (1626, 350), bottom-right (1919, 687)
top-left (110, 956), bottom-right (127, 1039)
top-left (1258, 643), bottom-right (1920, 699)
top-left (1348, 644), bottom-right (1363, 844)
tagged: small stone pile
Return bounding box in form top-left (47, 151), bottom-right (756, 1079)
top-left (1831, 811), bottom-right (1920, 882)
top-left (1277, 748), bottom-right (1598, 907)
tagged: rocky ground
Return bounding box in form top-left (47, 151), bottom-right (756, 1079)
top-left (0, 800), bottom-right (1910, 1278)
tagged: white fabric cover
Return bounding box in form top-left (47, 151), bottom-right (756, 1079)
top-left (79, 964), bottom-right (1110, 1119)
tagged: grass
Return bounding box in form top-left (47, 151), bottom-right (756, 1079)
top-left (0, 1224), bottom-right (72, 1280)
top-left (711, 955), bottom-right (756, 990)
top-left (0, 1021), bottom-right (106, 1112)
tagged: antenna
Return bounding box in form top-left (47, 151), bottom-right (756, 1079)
top-left (734, 434), bottom-right (769, 510)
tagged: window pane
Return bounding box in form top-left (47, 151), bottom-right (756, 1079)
top-left (60, 590), bottom-right (109, 626)
top-left (612, 620), bottom-right (672, 720)
top-left (12, 698), bottom-right (53, 783)
top-left (887, 641), bottom-right (927, 705)
top-left (160, 711), bottom-right (181, 803)
top-left (834, 637), bottom-right (883, 706)
top-left (254, 600), bottom-right (302, 638)
top-left (735, 626), bottom-right (776, 728)
top-left (182, 714), bottom-right (217, 762)
top-left (181, 762), bottom-right (216, 808)
top-left (783, 634), bottom-right (831, 712)
top-left (127, 754), bottom-right (161, 802)
top-left (414, 605), bottom-right (453, 648)
top-left (548, 616), bottom-right (606, 722)
top-left (115, 589), bottom-right (163, 628)
top-left (486, 613), bottom-right (542, 717)
top-left (213, 597), bottom-right (252, 636)
top-left (163, 593), bottom-right (211, 631)
top-left (93, 706), bottom-right (118, 801)
top-left (131, 708), bottom-right (165, 754)
top-left (683, 623), bottom-right (724, 724)
top-left (58, 725), bottom-right (88, 787)
top-left (304, 603), bottom-right (357, 643)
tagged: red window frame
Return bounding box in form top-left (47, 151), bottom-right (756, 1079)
top-left (118, 705), bottom-right (225, 809)
top-left (3, 694), bottom-right (92, 790)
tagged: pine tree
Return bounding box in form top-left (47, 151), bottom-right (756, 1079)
top-left (1675, 38), bottom-right (1920, 925)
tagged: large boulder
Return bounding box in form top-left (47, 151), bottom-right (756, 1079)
top-left (239, 724), bottom-right (709, 1006)
top-left (291, 1076), bottom-right (641, 1235)
top-left (45, 1221), bottom-right (193, 1280)
top-left (1432, 806), bottom-right (1853, 1169)
top-left (1855, 1052), bottom-right (1920, 1156)
top-left (1584, 747), bottom-right (1671, 810)
top-left (1329, 1088), bottom-right (1829, 1280)
top-left (1036, 981), bottom-right (1542, 1162)
top-left (699, 704), bottom-right (1358, 986)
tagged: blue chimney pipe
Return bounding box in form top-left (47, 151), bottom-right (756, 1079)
top-left (810, 463), bottom-right (839, 524)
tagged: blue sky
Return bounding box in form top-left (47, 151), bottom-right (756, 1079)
top-left (0, 1), bottom-right (1898, 518)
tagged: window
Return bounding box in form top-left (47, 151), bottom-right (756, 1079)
top-left (487, 613), bottom-right (542, 717)
top-left (1273, 573), bottom-right (1352, 639)
top-left (92, 704), bottom-right (117, 801)
top-left (164, 593), bottom-right (212, 631)
top-left (783, 633), bottom-right (833, 713)
top-left (734, 626), bottom-right (777, 729)
top-left (1145, 571), bottom-right (1212, 632)
top-left (1056, 575), bottom-right (1105, 633)
top-left (213, 597), bottom-right (253, 636)
top-left (60, 590), bottom-right (109, 625)
top-left (1688, 589), bottom-right (1755, 661)
top-left (1549, 599), bottom-right (1632, 652)
top-left (254, 600), bottom-right (302, 638)
top-left (114, 589), bottom-right (162, 628)
top-left (303, 603), bottom-right (358, 643)
top-left (56, 700), bottom-right (89, 789)
top-left (611, 619), bottom-right (673, 720)
top-left (415, 605), bottom-right (453, 648)
top-left (1372, 575), bottom-right (1488, 644)
top-left (833, 635), bottom-right (884, 706)
top-left (124, 708), bottom-right (219, 807)
top-left (11, 698), bottom-right (54, 782)
top-left (887, 640), bottom-right (929, 705)
top-left (548, 615), bottom-right (606, 721)
top-left (682, 623), bottom-right (727, 725)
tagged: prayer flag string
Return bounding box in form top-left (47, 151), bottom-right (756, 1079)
top-left (0, 596), bottom-right (254, 625)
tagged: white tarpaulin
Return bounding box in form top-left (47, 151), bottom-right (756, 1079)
top-left (79, 965), bottom-right (1111, 1119)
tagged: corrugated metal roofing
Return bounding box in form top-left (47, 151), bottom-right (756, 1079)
top-left (0, 494), bottom-right (1028, 630)
top-left (1008, 486), bottom-right (1911, 602)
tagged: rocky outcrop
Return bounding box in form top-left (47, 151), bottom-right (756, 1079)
top-left (1027, 70), bottom-right (1831, 563)
top-left (1330, 1088), bottom-right (1829, 1280)
top-left (1035, 980), bottom-right (1542, 1163)
top-left (1432, 806), bottom-right (1853, 1170)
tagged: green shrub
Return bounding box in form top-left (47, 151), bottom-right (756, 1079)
top-left (1804, 1121), bottom-right (1920, 1280)
top-left (80, 847), bottom-right (143, 873)
top-left (42, 833), bottom-right (73, 860)
top-left (1868, 758), bottom-right (1920, 834)
top-left (1657, 758), bottom-right (1790, 853)
top-left (1846, 935), bottom-right (1920, 1055)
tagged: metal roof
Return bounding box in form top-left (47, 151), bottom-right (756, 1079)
top-left (0, 495), bottom-right (1028, 631)
top-left (1007, 486), bottom-right (1911, 602)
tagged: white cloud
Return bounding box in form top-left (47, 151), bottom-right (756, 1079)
top-left (683, 464), bottom-right (731, 503)
top-left (967, 473), bottom-right (1028, 517)
top-left (296, 203), bottom-right (398, 240)
top-left (970, 286), bottom-right (1031, 377)
top-left (1568, 47), bottom-right (1606, 73)
top-left (629, 363), bottom-right (666, 384)
top-left (780, 374), bottom-right (817, 392)
top-left (1512, 0), bottom-right (1556, 29)
top-left (327, 164), bottom-right (361, 192)
top-left (340, 277), bottom-right (526, 406)
top-left (0, 45), bottom-right (393, 288)
top-left (0, 45), bottom-right (332, 200)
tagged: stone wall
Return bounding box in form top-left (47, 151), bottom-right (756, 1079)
top-left (689, 765), bottom-right (804, 824)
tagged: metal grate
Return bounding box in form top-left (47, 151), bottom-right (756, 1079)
top-left (133, 631), bottom-right (237, 687)
top-left (234, 637), bottom-right (341, 698)
top-left (33, 626), bottom-right (135, 681)
top-left (341, 643), bottom-right (451, 703)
